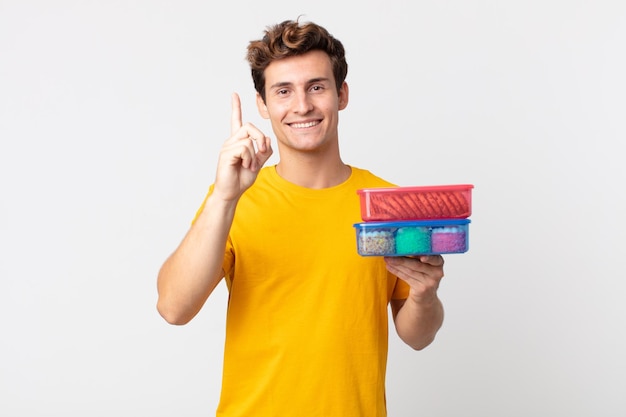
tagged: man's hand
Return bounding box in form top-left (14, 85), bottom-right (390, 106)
top-left (385, 255), bottom-right (445, 350)
top-left (213, 93), bottom-right (273, 202)
top-left (384, 255), bottom-right (444, 303)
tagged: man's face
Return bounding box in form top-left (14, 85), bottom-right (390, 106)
top-left (256, 50), bottom-right (349, 154)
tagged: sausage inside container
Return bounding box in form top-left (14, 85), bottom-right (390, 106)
top-left (357, 184), bottom-right (474, 221)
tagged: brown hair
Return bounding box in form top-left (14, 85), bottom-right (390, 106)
top-left (246, 19), bottom-right (348, 101)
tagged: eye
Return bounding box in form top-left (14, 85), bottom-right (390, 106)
top-left (310, 85), bottom-right (324, 92)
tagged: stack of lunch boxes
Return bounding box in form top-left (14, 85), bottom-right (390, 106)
top-left (353, 184), bottom-right (474, 257)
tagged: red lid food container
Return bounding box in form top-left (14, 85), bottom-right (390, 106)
top-left (357, 184), bottom-right (473, 221)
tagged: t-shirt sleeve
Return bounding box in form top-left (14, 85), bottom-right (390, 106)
top-left (192, 185), bottom-right (214, 224)
top-left (390, 272), bottom-right (410, 300)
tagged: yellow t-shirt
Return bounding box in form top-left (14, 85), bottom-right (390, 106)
top-left (198, 166), bottom-right (409, 417)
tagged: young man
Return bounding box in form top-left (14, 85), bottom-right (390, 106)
top-left (157, 19), bottom-right (445, 417)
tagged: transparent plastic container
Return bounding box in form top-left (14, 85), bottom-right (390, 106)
top-left (354, 219), bottom-right (470, 256)
top-left (357, 184), bottom-right (473, 221)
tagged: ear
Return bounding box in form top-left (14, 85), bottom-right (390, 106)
top-left (256, 93), bottom-right (269, 119)
top-left (338, 82), bottom-right (349, 110)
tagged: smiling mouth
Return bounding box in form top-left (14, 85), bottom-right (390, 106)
top-left (289, 121), bottom-right (320, 129)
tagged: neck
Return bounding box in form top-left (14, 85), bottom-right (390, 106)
top-left (275, 153), bottom-right (351, 189)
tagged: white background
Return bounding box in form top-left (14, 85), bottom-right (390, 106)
top-left (1, 1), bottom-right (625, 416)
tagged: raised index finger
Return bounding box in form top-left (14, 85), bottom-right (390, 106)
top-left (230, 92), bottom-right (243, 135)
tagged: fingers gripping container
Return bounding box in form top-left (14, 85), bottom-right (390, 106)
top-left (354, 219), bottom-right (471, 256)
top-left (357, 184), bottom-right (473, 221)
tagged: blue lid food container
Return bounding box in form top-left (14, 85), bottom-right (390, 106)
top-left (353, 219), bottom-right (471, 256)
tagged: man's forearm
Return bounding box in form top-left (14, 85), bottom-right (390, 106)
top-left (156, 195), bottom-right (237, 325)
top-left (393, 296), bottom-right (444, 350)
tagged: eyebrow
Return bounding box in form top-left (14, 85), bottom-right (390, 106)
top-left (268, 77), bottom-right (331, 90)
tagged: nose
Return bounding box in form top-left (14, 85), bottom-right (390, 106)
top-left (293, 92), bottom-right (313, 114)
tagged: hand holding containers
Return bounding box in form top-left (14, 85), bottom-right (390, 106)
top-left (354, 184), bottom-right (474, 257)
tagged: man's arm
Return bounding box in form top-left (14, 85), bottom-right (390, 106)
top-left (386, 256), bottom-right (445, 350)
top-left (156, 195), bottom-right (237, 325)
top-left (156, 93), bottom-right (273, 325)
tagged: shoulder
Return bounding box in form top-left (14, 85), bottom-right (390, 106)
top-left (243, 166), bottom-right (276, 192)
top-left (349, 166), bottom-right (397, 188)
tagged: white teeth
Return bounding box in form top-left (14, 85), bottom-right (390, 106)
top-left (291, 121), bottom-right (318, 128)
